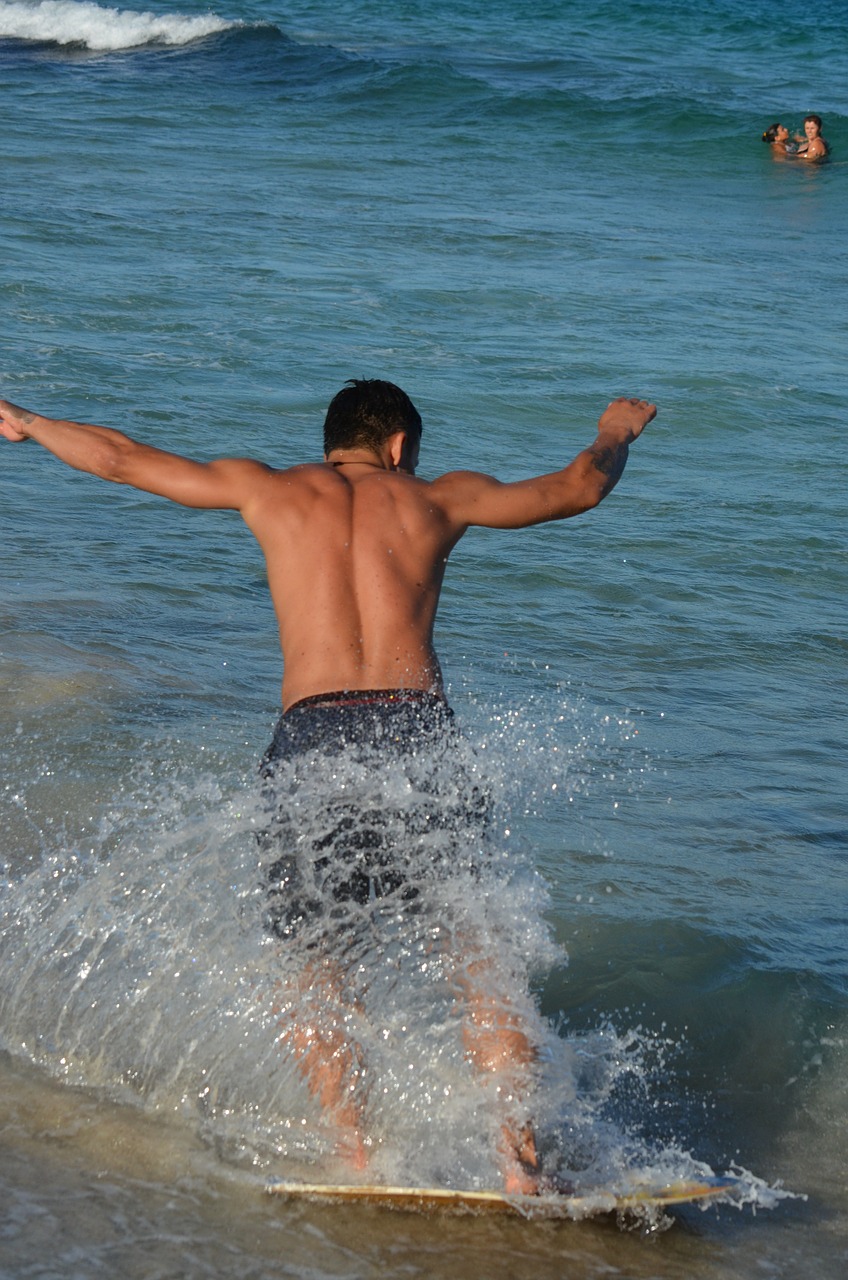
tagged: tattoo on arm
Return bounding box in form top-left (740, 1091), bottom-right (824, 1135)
top-left (590, 441), bottom-right (626, 482)
top-left (8, 402), bottom-right (36, 424)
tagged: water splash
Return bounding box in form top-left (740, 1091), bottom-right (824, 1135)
top-left (0, 697), bottom-right (787, 1210)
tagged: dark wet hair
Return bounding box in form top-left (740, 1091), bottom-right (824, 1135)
top-left (323, 379), bottom-right (422, 454)
top-left (762, 123), bottom-right (783, 143)
top-left (804, 114), bottom-right (823, 130)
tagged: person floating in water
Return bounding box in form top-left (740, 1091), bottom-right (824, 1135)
top-left (0, 382), bottom-right (655, 1192)
top-left (793, 113), bottom-right (829, 161)
top-left (762, 122), bottom-right (794, 156)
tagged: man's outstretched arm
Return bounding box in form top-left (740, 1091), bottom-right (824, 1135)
top-left (0, 399), bottom-right (271, 510)
top-left (435, 397), bottom-right (656, 530)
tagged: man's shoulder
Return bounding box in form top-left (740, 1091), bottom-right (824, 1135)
top-left (235, 461), bottom-right (335, 522)
top-left (427, 467), bottom-right (497, 496)
top-left (416, 469), bottom-right (502, 529)
top-left (253, 460), bottom-right (328, 485)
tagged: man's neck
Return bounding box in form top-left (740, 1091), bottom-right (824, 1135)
top-left (329, 459), bottom-right (383, 468)
top-left (326, 449), bottom-right (387, 470)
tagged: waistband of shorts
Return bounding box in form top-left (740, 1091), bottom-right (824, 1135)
top-left (284, 689), bottom-right (450, 716)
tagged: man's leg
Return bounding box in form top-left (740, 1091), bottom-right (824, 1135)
top-left (261, 710), bottom-right (378, 1169)
top-left (456, 954), bottom-right (542, 1194)
top-left (275, 956), bottom-right (369, 1169)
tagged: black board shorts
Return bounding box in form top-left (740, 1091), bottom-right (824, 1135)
top-left (258, 690), bottom-right (488, 942)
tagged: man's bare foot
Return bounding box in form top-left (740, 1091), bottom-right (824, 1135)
top-left (502, 1160), bottom-right (575, 1197)
top-left (503, 1161), bottom-right (542, 1195)
top-left (500, 1121), bottom-right (541, 1195)
top-left (334, 1123), bottom-right (369, 1171)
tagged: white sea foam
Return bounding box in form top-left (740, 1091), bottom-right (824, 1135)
top-left (0, 0), bottom-right (234, 50)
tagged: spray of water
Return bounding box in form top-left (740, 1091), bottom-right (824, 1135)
top-left (0, 694), bottom-right (782, 1210)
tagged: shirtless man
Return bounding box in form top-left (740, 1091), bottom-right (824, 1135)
top-left (0, 381), bottom-right (655, 1191)
top-left (794, 114), bottom-right (829, 161)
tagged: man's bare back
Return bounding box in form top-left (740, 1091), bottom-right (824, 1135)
top-left (246, 459), bottom-right (454, 709)
top-left (0, 384), bottom-right (655, 710)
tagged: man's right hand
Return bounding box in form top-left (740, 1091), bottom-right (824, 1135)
top-left (597, 397), bottom-right (657, 443)
top-left (0, 399), bottom-right (37, 442)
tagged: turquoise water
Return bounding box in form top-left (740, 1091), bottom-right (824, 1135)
top-left (1, 0), bottom-right (847, 1275)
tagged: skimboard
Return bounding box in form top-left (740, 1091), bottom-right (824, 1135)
top-left (268, 1174), bottom-right (741, 1218)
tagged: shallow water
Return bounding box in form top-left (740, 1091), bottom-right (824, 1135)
top-left (2, 0), bottom-right (847, 1275)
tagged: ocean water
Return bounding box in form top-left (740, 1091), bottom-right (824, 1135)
top-left (1, 0), bottom-right (846, 1276)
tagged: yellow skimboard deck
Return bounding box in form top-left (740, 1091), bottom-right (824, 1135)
top-left (268, 1175), bottom-right (742, 1218)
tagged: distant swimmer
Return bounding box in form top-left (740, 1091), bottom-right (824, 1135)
top-left (793, 113), bottom-right (829, 161)
top-left (0, 383), bottom-right (655, 1193)
top-left (762, 122), bottom-right (794, 156)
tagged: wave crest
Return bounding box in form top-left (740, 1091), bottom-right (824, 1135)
top-left (0, 0), bottom-right (236, 51)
